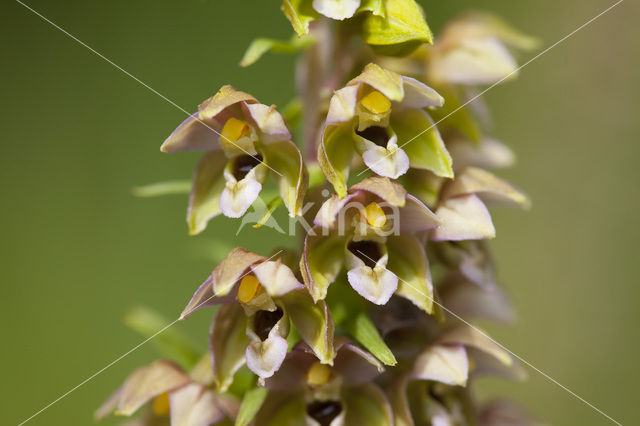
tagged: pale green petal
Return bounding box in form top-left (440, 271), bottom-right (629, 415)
top-left (160, 113), bottom-right (221, 153)
top-left (262, 139), bottom-right (307, 216)
top-left (210, 303), bottom-right (250, 392)
top-left (280, 289), bottom-right (336, 364)
top-left (169, 383), bottom-right (225, 426)
top-left (251, 259), bottom-right (304, 297)
top-left (326, 86), bottom-right (358, 125)
top-left (212, 247), bottom-right (266, 297)
top-left (198, 85), bottom-right (257, 120)
top-left (187, 151), bottom-right (227, 235)
top-left (432, 194), bottom-right (496, 241)
top-left (300, 229), bottom-right (346, 302)
top-left (438, 325), bottom-right (513, 367)
top-left (349, 63), bottom-right (404, 102)
top-left (318, 123), bottom-right (355, 197)
top-left (343, 311), bottom-right (397, 366)
top-left (386, 234), bottom-right (434, 313)
top-left (392, 109), bottom-right (453, 178)
top-left (351, 176), bottom-right (406, 207)
top-left (235, 387), bottom-right (268, 426)
top-left (358, 0), bottom-right (384, 16)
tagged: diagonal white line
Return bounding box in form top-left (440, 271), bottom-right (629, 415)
top-left (356, 250), bottom-right (622, 425)
top-left (17, 250), bottom-right (283, 425)
top-left (15, 0), bottom-right (283, 177)
top-left (357, 0), bottom-right (625, 177)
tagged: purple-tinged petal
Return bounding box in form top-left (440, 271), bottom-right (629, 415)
top-left (115, 361), bottom-right (190, 416)
top-left (209, 303), bottom-right (250, 392)
top-left (447, 136), bottom-right (515, 170)
top-left (398, 194), bottom-right (441, 233)
top-left (333, 341), bottom-right (384, 386)
top-left (468, 347), bottom-right (526, 382)
top-left (95, 386), bottom-right (122, 420)
top-left (479, 399), bottom-right (542, 426)
top-left (169, 383), bottom-right (225, 426)
top-left (432, 194), bottom-right (495, 241)
top-left (438, 325), bottom-right (513, 367)
top-left (160, 113), bottom-right (222, 153)
top-left (314, 192), bottom-right (364, 229)
top-left (181, 276), bottom-right (216, 321)
top-left (439, 274), bottom-right (514, 324)
top-left (411, 344), bottom-right (469, 386)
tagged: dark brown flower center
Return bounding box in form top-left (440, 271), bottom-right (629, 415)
top-left (253, 308), bottom-right (283, 341)
top-left (356, 126), bottom-right (388, 147)
top-left (306, 400), bottom-right (342, 426)
top-left (347, 240), bottom-right (382, 268)
top-left (232, 154), bottom-right (263, 180)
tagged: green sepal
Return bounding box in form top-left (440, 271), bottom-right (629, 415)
top-left (429, 83), bottom-right (483, 144)
top-left (358, 0), bottom-right (385, 16)
top-left (318, 123), bottom-right (355, 197)
top-left (252, 196), bottom-right (283, 229)
top-left (240, 35), bottom-right (315, 67)
top-left (262, 139), bottom-right (307, 217)
top-left (235, 387), bottom-right (269, 426)
top-left (392, 109), bottom-right (453, 178)
top-left (187, 151), bottom-right (227, 235)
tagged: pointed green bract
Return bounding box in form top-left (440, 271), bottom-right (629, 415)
top-left (132, 180), bottom-right (191, 197)
top-left (344, 311), bottom-right (397, 366)
top-left (392, 109), bottom-right (453, 178)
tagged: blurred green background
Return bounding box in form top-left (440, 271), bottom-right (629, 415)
top-left (2, 0), bottom-right (638, 424)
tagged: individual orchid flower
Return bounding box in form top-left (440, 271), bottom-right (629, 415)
top-left (301, 176), bottom-right (440, 313)
top-left (428, 12), bottom-right (538, 86)
top-left (282, 0), bottom-right (433, 55)
top-left (253, 339), bottom-right (392, 426)
top-left (179, 247), bottom-right (335, 390)
top-left (319, 63), bottom-right (451, 196)
top-left (161, 85), bottom-right (306, 234)
top-left (95, 359), bottom-right (238, 426)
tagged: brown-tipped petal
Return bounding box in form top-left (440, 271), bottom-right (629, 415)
top-left (386, 234), bottom-right (434, 314)
top-left (411, 344), bottom-right (469, 386)
top-left (432, 194), bottom-right (495, 241)
top-left (160, 113), bottom-right (221, 153)
top-left (343, 383), bottom-right (393, 426)
top-left (212, 247), bottom-right (266, 297)
top-left (326, 86), bottom-right (359, 125)
top-left (400, 76), bottom-right (444, 108)
top-left (169, 383), bottom-right (225, 426)
top-left (198, 85), bottom-right (257, 120)
top-left (348, 63), bottom-right (404, 102)
top-left (209, 303), bottom-right (250, 392)
top-left (438, 325), bottom-right (513, 367)
top-left (301, 229), bottom-right (346, 302)
top-left (350, 176), bottom-right (407, 207)
top-left (251, 259), bottom-right (304, 297)
top-left (333, 341), bottom-right (384, 386)
top-left (245, 103), bottom-right (291, 143)
top-left (398, 194), bottom-right (441, 233)
top-left (180, 276), bottom-right (216, 320)
top-left (280, 289), bottom-right (336, 364)
top-left (187, 151), bottom-right (227, 235)
top-left (115, 361), bottom-right (190, 416)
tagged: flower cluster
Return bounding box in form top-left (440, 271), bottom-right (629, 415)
top-left (99, 2), bottom-right (540, 426)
